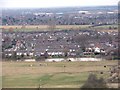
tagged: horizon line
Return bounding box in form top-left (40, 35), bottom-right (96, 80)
top-left (2, 5), bottom-right (118, 9)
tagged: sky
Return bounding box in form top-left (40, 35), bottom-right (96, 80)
top-left (0, 0), bottom-right (119, 8)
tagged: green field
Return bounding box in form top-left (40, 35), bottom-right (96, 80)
top-left (1, 25), bottom-right (91, 32)
top-left (1, 24), bottom-right (118, 32)
top-left (2, 60), bottom-right (118, 88)
top-left (92, 24), bottom-right (118, 29)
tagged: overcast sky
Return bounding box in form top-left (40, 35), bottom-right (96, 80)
top-left (0, 0), bottom-right (119, 8)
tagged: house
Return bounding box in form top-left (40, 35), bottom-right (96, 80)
top-left (94, 47), bottom-right (101, 53)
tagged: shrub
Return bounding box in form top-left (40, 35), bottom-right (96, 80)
top-left (81, 74), bottom-right (108, 89)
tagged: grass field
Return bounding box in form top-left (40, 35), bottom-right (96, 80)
top-left (2, 60), bottom-right (118, 88)
top-left (92, 24), bottom-right (118, 32)
top-left (1, 24), bottom-right (118, 32)
top-left (1, 25), bottom-right (91, 32)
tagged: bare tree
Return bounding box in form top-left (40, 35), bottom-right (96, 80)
top-left (47, 15), bottom-right (56, 31)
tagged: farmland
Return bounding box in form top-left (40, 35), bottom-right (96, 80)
top-left (2, 60), bottom-right (118, 88)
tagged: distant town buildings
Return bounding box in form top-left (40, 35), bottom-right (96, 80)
top-left (1, 7), bottom-right (118, 61)
top-left (2, 29), bottom-right (118, 61)
top-left (2, 7), bottom-right (117, 25)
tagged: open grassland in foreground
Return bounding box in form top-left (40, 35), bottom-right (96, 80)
top-left (2, 60), bottom-right (118, 88)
